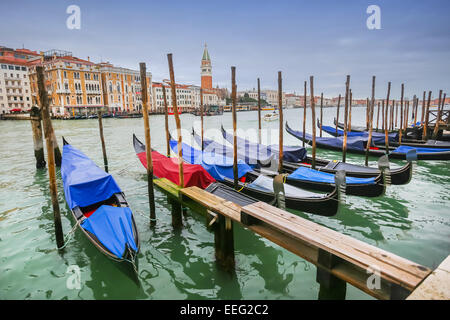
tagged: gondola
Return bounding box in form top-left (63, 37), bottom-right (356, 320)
top-left (61, 138), bottom-right (140, 279)
top-left (215, 126), bottom-right (412, 185)
top-left (325, 119), bottom-right (450, 149)
top-left (286, 122), bottom-right (450, 160)
top-left (169, 138), bottom-right (341, 216)
top-left (132, 134), bottom-right (260, 207)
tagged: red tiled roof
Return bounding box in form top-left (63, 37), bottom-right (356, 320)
top-left (0, 56), bottom-right (30, 66)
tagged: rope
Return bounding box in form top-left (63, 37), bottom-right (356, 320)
top-left (58, 220), bottom-right (81, 250)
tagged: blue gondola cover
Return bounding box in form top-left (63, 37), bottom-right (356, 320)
top-left (170, 140), bottom-right (253, 181)
top-left (220, 126), bottom-right (308, 162)
top-left (288, 166), bottom-right (376, 185)
top-left (81, 205), bottom-right (137, 259)
top-left (61, 144), bottom-right (122, 209)
top-left (393, 145), bottom-right (450, 154)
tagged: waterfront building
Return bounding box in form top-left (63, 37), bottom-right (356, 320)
top-left (28, 50), bottom-right (104, 117)
top-left (0, 46), bottom-right (40, 114)
top-left (98, 62), bottom-right (151, 113)
top-left (152, 81), bottom-right (194, 113)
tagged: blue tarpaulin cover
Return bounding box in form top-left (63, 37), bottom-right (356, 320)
top-left (170, 140), bottom-right (253, 181)
top-left (81, 205), bottom-right (137, 259)
top-left (393, 145), bottom-right (450, 154)
top-left (288, 166), bottom-right (376, 185)
top-left (61, 144), bottom-right (122, 209)
top-left (220, 126), bottom-right (307, 162)
top-left (194, 132), bottom-right (273, 166)
top-left (321, 124), bottom-right (398, 143)
top-left (248, 175), bottom-right (322, 198)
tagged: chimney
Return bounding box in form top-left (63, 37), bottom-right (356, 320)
top-left (87, 56), bottom-right (90, 61)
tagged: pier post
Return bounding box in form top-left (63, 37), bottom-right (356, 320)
top-left (384, 82), bottom-right (391, 155)
top-left (342, 76), bottom-right (350, 163)
top-left (320, 93), bottom-right (323, 137)
top-left (349, 89), bottom-right (352, 131)
top-left (399, 84), bottom-right (404, 144)
top-left (231, 66), bottom-right (238, 189)
top-left (335, 94), bottom-right (341, 136)
top-left (98, 110), bottom-right (108, 172)
top-left (310, 76), bottom-right (316, 169)
top-left (214, 213), bottom-right (235, 272)
top-left (139, 62), bottom-right (156, 226)
top-left (200, 88), bottom-right (204, 150)
top-left (257, 78), bottom-right (262, 144)
top-left (30, 106), bottom-right (46, 169)
top-left (278, 71), bottom-right (284, 173)
top-left (432, 90), bottom-right (443, 139)
top-left (365, 76), bottom-right (375, 166)
top-left (376, 101), bottom-right (380, 131)
top-left (423, 91), bottom-right (431, 139)
top-left (302, 81), bottom-right (307, 147)
top-left (162, 85), bottom-right (170, 157)
top-left (36, 66), bottom-right (64, 249)
top-left (316, 249), bottom-right (347, 300)
top-left (167, 54), bottom-right (184, 188)
top-left (366, 97), bottom-right (369, 130)
top-left (169, 197), bottom-right (182, 229)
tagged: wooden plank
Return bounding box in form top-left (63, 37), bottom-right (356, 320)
top-left (407, 255), bottom-right (450, 300)
top-left (176, 185), bottom-right (432, 300)
top-left (241, 202), bottom-right (431, 296)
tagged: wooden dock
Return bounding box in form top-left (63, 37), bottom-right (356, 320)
top-left (407, 255), bottom-right (450, 300)
top-left (149, 177), bottom-right (446, 300)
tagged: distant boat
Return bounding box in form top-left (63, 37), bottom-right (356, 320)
top-left (262, 107), bottom-right (275, 111)
top-left (263, 112), bottom-right (279, 122)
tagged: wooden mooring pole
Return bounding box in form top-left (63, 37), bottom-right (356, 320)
top-left (376, 101), bottom-right (380, 131)
top-left (342, 76), bottom-right (350, 163)
top-left (30, 106), bottom-right (46, 169)
top-left (316, 249), bottom-right (347, 300)
top-left (420, 91), bottom-right (426, 127)
top-left (200, 88), bottom-right (204, 150)
top-left (319, 92), bottom-right (323, 137)
top-left (278, 71), bottom-right (284, 173)
top-left (140, 62), bottom-right (156, 226)
top-left (432, 90), bottom-right (443, 139)
top-left (257, 78), bottom-right (262, 144)
top-left (36, 66), bottom-right (64, 249)
top-left (302, 81), bottom-right (307, 147)
top-left (97, 111), bottom-right (109, 172)
top-left (335, 94), bottom-right (341, 135)
top-left (162, 85), bottom-right (170, 157)
top-left (384, 82), bottom-right (391, 155)
top-left (231, 66), bottom-right (238, 190)
top-left (348, 89), bottom-right (352, 132)
top-left (214, 213), bottom-right (235, 272)
top-left (310, 76), bottom-right (316, 169)
top-left (399, 84), bottom-right (404, 144)
top-left (423, 91), bottom-right (431, 139)
top-left (167, 55), bottom-right (183, 228)
top-left (365, 76), bottom-right (375, 166)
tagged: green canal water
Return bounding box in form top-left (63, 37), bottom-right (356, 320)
top-left (0, 107), bottom-right (449, 300)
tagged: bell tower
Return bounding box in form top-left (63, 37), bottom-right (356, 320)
top-left (201, 43), bottom-right (212, 90)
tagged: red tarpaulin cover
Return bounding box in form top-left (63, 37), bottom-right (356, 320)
top-left (137, 150), bottom-right (216, 189)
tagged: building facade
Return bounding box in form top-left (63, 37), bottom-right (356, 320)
top-left (28, 50), bottom-right (104, 116)
top-left (0, 47), bottom-right (40, 114)
top-left (98, 62), bottom-right (151, 113)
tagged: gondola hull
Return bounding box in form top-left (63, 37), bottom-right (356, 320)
top-left (287, 122), bottom-right (450, 161)
top-left (329, 119), bottom-right (450, 149)
top-left (219, 177), bottom-right (340, 217)
top-left (62, 138), bottom-right (140, 281)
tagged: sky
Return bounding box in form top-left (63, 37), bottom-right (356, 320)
top-left (1, 0), bottom-right (449, 99)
